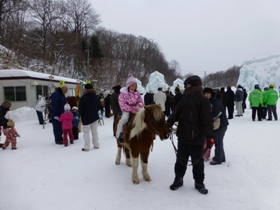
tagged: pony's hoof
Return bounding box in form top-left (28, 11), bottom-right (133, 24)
top-left (133, 180), bottom-right (140, 184)
top-left (115, 161), bottom-right (120, 165)
top-left (144, 178), bottom-right (151, 182)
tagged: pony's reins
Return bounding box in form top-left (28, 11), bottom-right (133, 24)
top-left (169, 132), bottom-right (207, 166)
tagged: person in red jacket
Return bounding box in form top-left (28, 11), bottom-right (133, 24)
top-left (55, 103), bottom-right (74, 146)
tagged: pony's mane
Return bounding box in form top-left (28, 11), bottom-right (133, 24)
top-left (150, 104), bottom-right (164, 121)
top-left (130, 108), bottom-right (146, 139)
top-left (129, 105), bottom-right (163, 139)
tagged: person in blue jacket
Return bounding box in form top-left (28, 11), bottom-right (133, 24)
top-left (71, 106), bottom-right (80, 140)
top-left (203, 87), bottom-right (229, 165)
top-left (51, 86), bottom-right (68, 145)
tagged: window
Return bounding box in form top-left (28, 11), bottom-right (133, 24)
top-left (4, 86), bottom-right (26, 101)
top-left (36, 85), bottom-right (49, 99)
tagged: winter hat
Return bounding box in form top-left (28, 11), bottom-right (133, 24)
top-left (203, 87), bottom-right (216, 96)
top-left (64, 103), bottom-right (71, 111)
top-left (184, 75), bottom-right (202, 87)
top-left (264, 87), bottom-right (269, 91)
top-left (84, 84), bottom-right (93, 90)
top-left (126, 73), bottom-right (137, 88)
top-left (269, 84), bottom-right (274, 88)
top-left (254, 84), bottom-right (259, 89)
top-left (72, 106), bottom-right (78, 111)
top-left (1, 100), bottom-right (11, 109)
top-left (7, 119), bottom-right (15, 128)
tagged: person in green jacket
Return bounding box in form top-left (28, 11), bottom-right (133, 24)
top-left (263, 84), bottom-right (278, 121)
top-left (262, 87), bottom-right (269, 119)
top-left (248, 84), bottom-right (263, 121)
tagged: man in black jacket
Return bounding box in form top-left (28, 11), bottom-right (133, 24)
top-left (167, 75), bottom-right (214, 194)
top-left (78, 84), bottom-right (101, 151)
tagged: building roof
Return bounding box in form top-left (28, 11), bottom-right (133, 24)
top-left (0, 69), bottom-right (83, 84)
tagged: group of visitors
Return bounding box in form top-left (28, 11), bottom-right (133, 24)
top-left (3, 71), bottom-right (279, 197)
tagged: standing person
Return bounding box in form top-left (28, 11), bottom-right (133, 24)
top-left (78, 84), bottom-right (100, 151)
top-left (71, 106), bottom-right (80, 140)
top-left (55, 103), bottom-right (74, 146)
top-left (164, 91), bottom-right (171, 117)
top-left (248, 84), bottom-right (263, 121)
top-left (262, 87), bottom-right (269, 119)
top-left (264, 84), bottom-right (278, 121)
top-left (168, 91), bottom-right (175, 112)
top-left (242, 88), bottom-right (248, 113)
top-left (116, 73), bottom-right (144, 142)
top-left (144, 91), bottom-right (154, 106)
top-left (226, 86), bottom-right (235, 119)
top-left (167, 75), bottom-right (214, 194)
top-left (0, 100), bottom-right (12, 140)
top-left (104, 92), bottom-right (111, 118)
top-left (111, 85), bottom-right (122, 137)
top-left (203, 87), bottom-right (229, 165)
top-left (154, 87), bottom-right (166, 113)
top-left (235, 85), bottom-right (244, 117)
top-left (174, 87), bottom-right (183, 109)
top-left (35, 96), bottom-right (46, 125)
top-left (2, 119), bottom-right (20, 150)
top-left (219, 87), bottom-right (227, 108)
top-left (51, 86), bottom-right (68, 145)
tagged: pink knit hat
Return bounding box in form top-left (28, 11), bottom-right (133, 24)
top-left (64, 103), bottom-right (71, 111)
top-left (126, 73), bottom-right (137, 88)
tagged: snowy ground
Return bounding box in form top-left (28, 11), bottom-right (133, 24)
top-left (1, 106), bottom-right (280, 210)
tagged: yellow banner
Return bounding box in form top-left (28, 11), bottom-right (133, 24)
top-left (75, 85), bottom-right (80, 97)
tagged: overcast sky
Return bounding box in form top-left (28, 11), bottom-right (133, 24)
top-left (88, 0), bottom-right (280, 77)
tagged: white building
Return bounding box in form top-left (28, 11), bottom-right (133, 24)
top-left (0, 69), bottom-right (82, 110)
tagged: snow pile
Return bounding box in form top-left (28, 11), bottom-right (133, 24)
top-left (5, 107), bottom-right (37, 122)
top-left (237, 54), bottom-right (280, 91)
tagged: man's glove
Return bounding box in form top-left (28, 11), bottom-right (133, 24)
top-left (54, 116), bottom-right (59, 120)
top-left (206, 138), bottom-right (215, 149)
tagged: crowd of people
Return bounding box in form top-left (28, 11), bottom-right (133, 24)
top-left (1, 73), bottom-right (279, 195)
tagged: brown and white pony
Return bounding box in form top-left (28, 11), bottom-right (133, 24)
top-left (115, 104), bottom-right (170, 184)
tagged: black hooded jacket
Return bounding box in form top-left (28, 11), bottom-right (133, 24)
top-left (167, 86), bottom-right (213, 145)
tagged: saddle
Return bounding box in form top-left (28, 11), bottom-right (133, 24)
top-left (117, 113), bottom-right (135, 143)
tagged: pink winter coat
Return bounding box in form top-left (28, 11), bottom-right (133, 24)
top-left (58, 112), bottom-right (73, 129)
top-left (118, 87), bottom-right (144, 113)
top-left (3, 127), bottom-right (18, 143)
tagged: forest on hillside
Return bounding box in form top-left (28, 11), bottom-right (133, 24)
top-left (0, 0), bottom-right (240, 89)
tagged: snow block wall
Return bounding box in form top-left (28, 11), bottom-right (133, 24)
top-left (237, 54), bottom-right (280, 91)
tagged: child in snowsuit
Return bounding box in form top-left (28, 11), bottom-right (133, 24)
top-left (55, 103), bottom-right (74, 146)
top-left (2, 119), bottom-right (20, 150)
top-left (116, 73), bottom-right (144, 142)
top-left (71, 106), bottom-right (80, 140)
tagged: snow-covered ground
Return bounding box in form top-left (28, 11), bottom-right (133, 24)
top-left (1, 105), bottom-right (280, 210)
